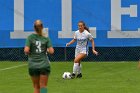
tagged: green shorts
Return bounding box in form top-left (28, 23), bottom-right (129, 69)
top-left (29, 67), bottom-right (51, 76)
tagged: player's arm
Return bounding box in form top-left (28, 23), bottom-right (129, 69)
top-left (24, 37), bottom-right (30, 55)
top-left (88, 32), bottom-right (98, 55)
top-left (90, 39), bottom-right (98, 55)
top-left (47, 38), bottom-right (54, 54)
top-left (66, 39), bottom-right (76, 46)
top-left (66, 33), bottom-right (77, 46)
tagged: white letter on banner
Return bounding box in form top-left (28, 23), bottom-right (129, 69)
top-left (10, 0), bottom-right (48, 39)
top-left (108, 0), bottom-right (140, 38)
top-left (58, 0), bottom-right (96, 38)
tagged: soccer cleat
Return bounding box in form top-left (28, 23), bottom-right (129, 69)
top-left (76, 73), bottom-right (82, 78)
top-left (71, 73), bottom-right (76, 79)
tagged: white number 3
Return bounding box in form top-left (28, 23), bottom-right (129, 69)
top-left (36, 41), bottom-right (41, 53)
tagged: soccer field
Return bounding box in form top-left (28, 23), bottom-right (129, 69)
top-left (0, 61), bottom-right (140, 93)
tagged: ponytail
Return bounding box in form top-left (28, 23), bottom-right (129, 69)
top-left (84, 26), bottom-right (90, 33)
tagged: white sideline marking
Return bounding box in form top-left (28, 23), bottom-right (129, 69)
top-left (0, 64), bottom-right (27, 71)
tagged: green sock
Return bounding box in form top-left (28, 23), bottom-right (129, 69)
top-left (40, 88), bottom-right (47, 93)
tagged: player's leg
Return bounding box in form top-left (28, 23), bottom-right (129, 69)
top-left (29, 69), bottom-right (40, 93)
top-left (40, 67), bottom-right (50, 93)
top-left (40, 75), bottom-right (49, 93)
top-left (72, 53), bottom-right (86, 78)
top-left (77, 63), bottom-right (82, 78)
top-left (72, 48), bottom-right (79, 77)
top-left (31, 76), bottom-right (40, 93)
top-left (77, 50), bottom-right (88, 78)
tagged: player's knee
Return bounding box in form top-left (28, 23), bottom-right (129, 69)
top-left (74, 58), bottom-right (80, 63)
top-left (33, 84), bottom-right (40, 89)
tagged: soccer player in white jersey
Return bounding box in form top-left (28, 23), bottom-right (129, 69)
top-left (66, 21), bottom-right (98, 78)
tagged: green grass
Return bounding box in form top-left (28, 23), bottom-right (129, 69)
top-left (0, 61), bottom-right (140, 93)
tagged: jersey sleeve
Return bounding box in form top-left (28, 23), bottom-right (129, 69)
top-left (88, 33), bottom-right (93, 40)
top-left (46, 38), bottom-right (53, 48)
top-left (25, 36), bottom-right (31, 47)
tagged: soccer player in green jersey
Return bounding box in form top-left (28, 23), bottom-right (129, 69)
top-left (24, 20), bottom-right (54, 93)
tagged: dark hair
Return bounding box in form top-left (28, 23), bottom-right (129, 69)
top-left (34, 20), bottom-right (43, 36)
top-left (78, 21), bottom-right (90, 32)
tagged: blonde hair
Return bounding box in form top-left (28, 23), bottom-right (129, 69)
top-left (34, 20), bottom-right (43, 36)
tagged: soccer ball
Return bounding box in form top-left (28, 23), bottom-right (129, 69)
top-left (62, 72), bottom-right (71, 79)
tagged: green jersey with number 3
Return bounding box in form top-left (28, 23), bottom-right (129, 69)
top-left (25, 34), bottom-right (52, 69)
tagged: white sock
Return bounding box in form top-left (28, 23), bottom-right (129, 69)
top-left (73, 63), bottom-right (79, 74)
top-left (78, 64), bottom-right (82, 74)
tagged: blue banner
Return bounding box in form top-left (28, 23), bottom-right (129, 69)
top-left (0, 0), bottom-right (140, 48)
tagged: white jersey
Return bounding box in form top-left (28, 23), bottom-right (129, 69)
top-left (74, 30), bottom-right (93, 57)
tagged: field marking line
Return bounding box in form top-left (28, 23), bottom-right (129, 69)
top-left (0, 64), bottom-right (27, 71)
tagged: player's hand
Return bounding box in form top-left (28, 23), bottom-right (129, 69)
top-left (92, 49), bottom-right (98, 56)
top-left (24, 51), bottom-right (30, 55)
top-left (66, 43), bottom-right (70, 47)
